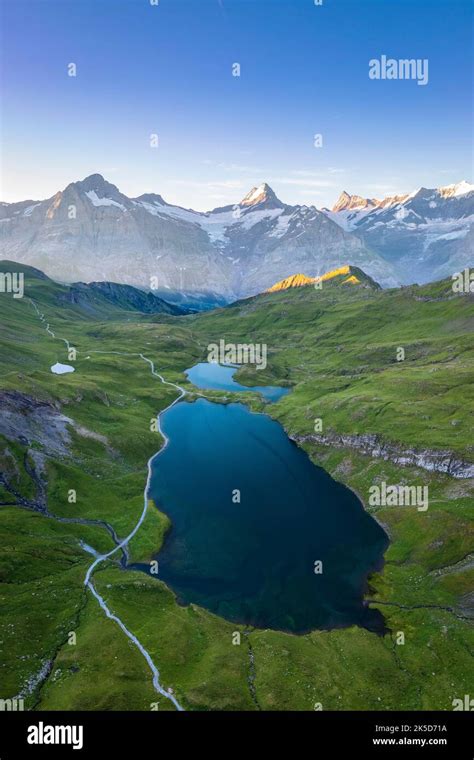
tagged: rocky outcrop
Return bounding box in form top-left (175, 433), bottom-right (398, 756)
top-left (0, 391), bottom-right (72, 456)
top-left (291, 431), bottom-right (474, 479)
top-left (0, 391), bottom-right (113, 458)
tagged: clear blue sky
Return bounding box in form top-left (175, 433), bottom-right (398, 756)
top-left (1, 0), bottom-right (472, 209)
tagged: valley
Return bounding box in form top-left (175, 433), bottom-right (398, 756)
top-left (0, 261), bottom-right (472, 711)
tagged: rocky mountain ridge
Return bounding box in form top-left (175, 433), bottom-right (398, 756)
top-left (323, 181), bottom-right (474, 284)
top-left (0, 175), bottom-right (399, 306)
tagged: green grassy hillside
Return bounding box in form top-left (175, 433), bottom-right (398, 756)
top-left (0, 263), bottom-right (472, 711)
top-left (191, 277), bottom-right (474, 455)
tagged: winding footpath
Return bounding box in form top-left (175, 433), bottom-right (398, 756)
top-left (28, 300), bottom-right (186, 711)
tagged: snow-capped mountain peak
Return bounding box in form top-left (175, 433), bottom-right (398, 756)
top-left (240, 183), bottom-right (283, 209)
top-left (332, 191), bottom-right (379, 213)
top-left (377, 192), bottom-right (410, 209)
top-left (73, 173), bottom-right (122, 197)
top-left (322, 179), bottom-right (474, 287)
top-left (64, 174), bottom-right (129, 210)
top-left (3, 173), bottom-right (471, 304)
top-left (438, 180), bottom-right (474, 198)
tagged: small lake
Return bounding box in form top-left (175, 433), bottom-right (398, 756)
top-left (143, 364), bottom-right (388, 634)
top-left (185, 362), bottom-right (290, 403)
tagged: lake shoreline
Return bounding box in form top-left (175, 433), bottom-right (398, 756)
top-left (142, 363), bottom-right (388, 635)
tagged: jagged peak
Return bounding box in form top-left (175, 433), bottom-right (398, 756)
top-left (332, 191), bottom-right (378, 213)
top-left (74, 174), bottom-right (116, 192)
top-left (378, 192), bottom-right (410, 208)
top-left (240, 183), bottom-right (283, 209)
top-left (330, 181), bottom-right (474, 214)
top-left (80, 173), bottom-right (106, 185)
top-left (63, 174), bottom-right (126, 204)
top-left (437, 180), bottom-right (474, 198)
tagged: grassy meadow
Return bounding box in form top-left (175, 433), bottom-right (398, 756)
top-left (0, 262), bottom-right (472, 711)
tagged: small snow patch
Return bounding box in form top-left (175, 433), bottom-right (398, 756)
top-left (51, 363), bottom-right (75, 375)
top-left (85, 191), bottom-right (125, 211)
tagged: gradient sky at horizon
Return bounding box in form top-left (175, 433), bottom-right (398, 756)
top-left (1, 0), bottom-right (472, 210)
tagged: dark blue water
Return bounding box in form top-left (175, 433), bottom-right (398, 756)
top-left (146, 395), bottom-right (388, 634)
top-left (185, 362), bottom-right (290, 403)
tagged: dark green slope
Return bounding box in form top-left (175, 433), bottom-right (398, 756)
top-left (0, 259), bottom-right (185, 317)
top-left (68, 281), bottom-right (186, 316)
